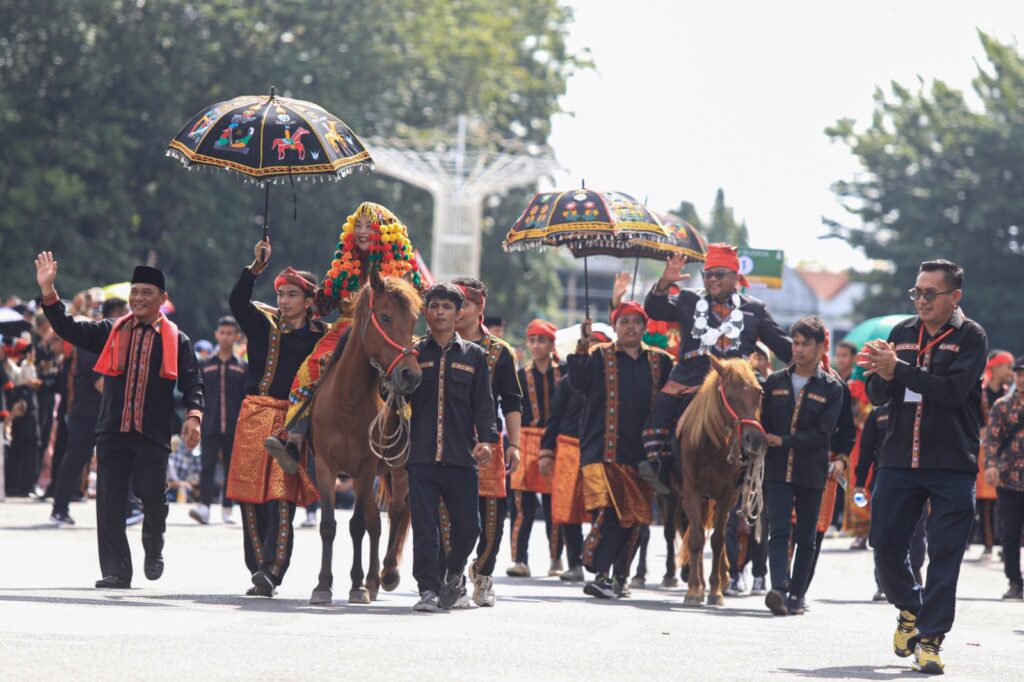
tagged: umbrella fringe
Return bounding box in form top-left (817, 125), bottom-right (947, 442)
top-left (165, 149), bottom-right (372, 186)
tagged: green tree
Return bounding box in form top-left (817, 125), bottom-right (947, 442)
top-left (667, 189), bottom-right (749, 247)
top-left (0, 0), bottom-right (584, 339)
top-left (825, 31), bottom-right (1024, 347)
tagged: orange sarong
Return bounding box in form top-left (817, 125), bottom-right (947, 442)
top-left (581, 461), bottom-right (652, 527)
top-left (226, 395), bottom-right (319, 506)
top-left (551, 434), bottom-right (586, 525)
top-left (478, 440), bottom-right (506, 499)
top-left (976, 445), bottom-right (998, 501)
top-left (510, 426), bottom-right (551, 494)
top-left (816, 477), bottom-right (838, 534)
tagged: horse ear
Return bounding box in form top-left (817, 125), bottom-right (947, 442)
top-left (709, 355), bottom-right (725, 375)
top-left (369, 267), bottom-right (384, 292)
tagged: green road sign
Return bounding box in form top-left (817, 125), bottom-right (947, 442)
top-left (738, 248), bottom-right (784, 289)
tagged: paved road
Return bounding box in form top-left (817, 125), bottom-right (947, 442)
top-left (0, 498), bottom-right (1019, 680)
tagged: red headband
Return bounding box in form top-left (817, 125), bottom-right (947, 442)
top-left (985, 350), bottom-right (1015, 385)
top-left (611, 301), bottom-right (647, 324)
top-left (705, 243), bottom-right (750, 287)
top-left (274, 267), bottom-right (316, 296)
top-left (456, 284), bottom-right (486, 308)
top-left (592, 330), bottom-right (611, 343)
top-left (526, 318), bottom-right (557, 342)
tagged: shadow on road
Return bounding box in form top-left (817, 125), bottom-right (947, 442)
top-left (776, 664), bottom-right (920, 679)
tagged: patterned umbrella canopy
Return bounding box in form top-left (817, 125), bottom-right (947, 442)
top-left (502, 187), bottom-right (672, 253)
top-left (635, 212), bottom-right (709, 261)
top-left (166, 89), bottom-right (372, 183)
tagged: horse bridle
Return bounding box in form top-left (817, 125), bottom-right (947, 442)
top-left (362, 290), bottom-right (418, 377)
top-left (718, 381), bottom-right (766, 448)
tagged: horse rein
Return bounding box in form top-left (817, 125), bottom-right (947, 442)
top-left (363, 289), bottom-right (418, 377)
top-left (718, 381), bottom-right (766, 446)
top-left (361, 288), bottom-right (417, 468)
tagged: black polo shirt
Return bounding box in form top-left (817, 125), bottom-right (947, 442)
top-left (407, 333), bottom-right (498, 469)
top-left (200, 354), bottom-right (247, 435)
top-left (865, 308), bottom-right (987, 473)
top-left (762, 366), bottom-right (845, 489)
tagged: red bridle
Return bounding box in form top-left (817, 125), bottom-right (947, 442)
top-left (718, 381), bottom-right (766, 446)
top-left (365, 290), bottom-right (418, 376)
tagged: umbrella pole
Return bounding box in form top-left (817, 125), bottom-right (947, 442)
top-left (584, 256), bottom-right (590, 319)
top-left (261, 182), bottom-right (271, 262)
top-left (631, 257), bottom-right (639, 299)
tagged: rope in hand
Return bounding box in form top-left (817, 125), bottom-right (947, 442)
top-left (740, 448), bottom-right (766, 544)
top-left (367, 365), bottom-right (412, 468)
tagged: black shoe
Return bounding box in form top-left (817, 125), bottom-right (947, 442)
top-left (49, 511), bottom-right (75, 526)
top-left (1002, 582), bottom-right (1023, 600)
top-left (144, 554), bottom-right (164, 581)
top-left (251, 570), bottom-right (276, 597)
top-left (95, 575), bottom-right (131, 589)
top-left (584, 575), bottom-right (616, 599)
top-left (612, 575), bottom-right (631, 598)
top-left (638, 459), bottom-right (672, 496)
top-left (765, 589), bottom-right (788, 616)
top-left (786, 594), bottom-right (805, 615)
top-left (264, 436), bottom-right (299, 475)
top-left (439, 575), bottom-right (467, 609)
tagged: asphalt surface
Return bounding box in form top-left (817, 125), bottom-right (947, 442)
top-left (0, 498), bottom-right (1020, 680)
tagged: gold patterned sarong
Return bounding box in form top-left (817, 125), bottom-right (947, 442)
top-left (551, 435), bottom-right (586, 525)
top-left (581, 461), bottom-right (652, 527)
top-left (510, 426), bottom-right (550, 494)
top-left (226, 395), bottom-right (319, 505)
top-left (286, 322), bottom-right (348, 425)
top-left (478, 440), bottom-right (506, 499)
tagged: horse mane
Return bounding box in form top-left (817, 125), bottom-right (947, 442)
top-left (679, 357), bottom-right (761, 453)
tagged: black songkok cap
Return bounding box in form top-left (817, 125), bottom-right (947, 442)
top-left (131, 265), bottom-right (166, 291)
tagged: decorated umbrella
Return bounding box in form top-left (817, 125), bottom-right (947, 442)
top-left (503, 186), bottom-right (672, 316)
top-left (167, 87), bottom-right (372, 251)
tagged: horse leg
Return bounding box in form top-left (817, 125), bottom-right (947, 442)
top-left (381, 469), bottom-right (411, 592)
top-left (707, 493), bottom-right (734, 606)
top-left (364, 480), bottom-right (383, 602)
top-left (681, 487), bottom-right (706, 606)
top-left (310, 455), bottom-right (337, 605)
top-left (348, 473), bottom-right (372, 604)
top-left (660, 493), bottom-right (678, 587)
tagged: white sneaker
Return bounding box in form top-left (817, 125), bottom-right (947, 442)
top-left (548, 558), bottom-right (564, 576)
top-left (506, 562), bottom-right (531, 577)
top-left (413, 591), bottom-right (439, 612)
top-left (301, 510), bottom-right (318, 528)
top-left (189, 504), bottom-right (210, 525)
top-left (472, 573), bottom-right (496, 607)
top-left (221, 506), bottom-right (235, 524)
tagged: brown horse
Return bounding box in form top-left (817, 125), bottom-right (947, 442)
top-left (674, 356), bottom-right (766, 606)
top-left (308, 269), bottom-right (423, 605)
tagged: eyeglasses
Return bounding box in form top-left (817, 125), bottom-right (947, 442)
top-left (704, 269), bottom-right (735, 280)
top-left (907, 288), bottom-right (958, 302)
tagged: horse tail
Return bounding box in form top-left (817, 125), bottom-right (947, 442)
top-left (704, 499), bottom-right (715, 531)
top-left (376, 470), bottom-right (392, 509)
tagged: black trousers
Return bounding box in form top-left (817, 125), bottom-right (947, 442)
top-left (997, 487), bottom-right (1024, 585)
top-left (563, 523), bottom-right (584, 569)
top-left (241, 500), bottom-right (296, 585)
top-left (44, 407), bottom-right (69, 498)
top-left (52, 415), bottom-right (98, 516)
top-left (870, 467), bottom-right (975, 638)
top-left (633, 524), bottom-right (651, 580)
top-left (765, 480), bottom-right (822, 597)
top-left (512, 491), bottom-right (563, 564)
top-left (727, 503), bottom-right (768, 580)
top-left (642, 391), bottom-right (695, 460)
top-left (409, 463), bottom-right (480, 594)
top-left (471, 496), bottom-right (507, 577)
top-left (199, 432), bottom-right (235, 507)
top-left (95, 433), bottom-right (169, 582)
top-left (583, 507), bottom-right (644, 578)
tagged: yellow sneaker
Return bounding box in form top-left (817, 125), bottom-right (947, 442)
top-left (893, 610), bottom-right (919, 658)
top-left (911, 636), bottom-right (944, 675)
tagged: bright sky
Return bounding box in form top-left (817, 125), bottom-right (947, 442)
top-left (549, 0), bottom-right (1023, 271)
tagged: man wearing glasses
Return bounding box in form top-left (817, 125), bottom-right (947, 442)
top-left (641, 243), bottom-right (793, 492)
top-left (859, 259), bottom-right (987, 675)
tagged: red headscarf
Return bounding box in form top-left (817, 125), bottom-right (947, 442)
top-left (526, 318), bottom-right (557, 341)
top-left (985, 351), bottom-right (1014, 386)
top-left (274, 267), bottom-right (316, 296)
top-left (611, 301), bottom-right (647, 324)
top-left (705, 243), bottom-right (750, 287)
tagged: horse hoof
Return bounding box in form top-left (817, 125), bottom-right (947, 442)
top-left (706, 593), bottom-right (725, 607)
top-left (309, 589), bottom-right (332, 605)
top-left (367, 586), bottom-right (379, 602)
top-left (381, 571), bottom-right (400, 592)
top-left (682, 594), bottom-right (704, 607)
top-left (348, 588), bottom-right (371, 605)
